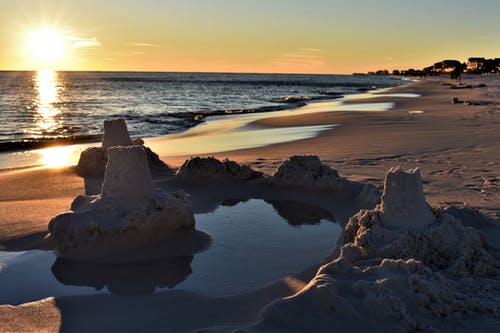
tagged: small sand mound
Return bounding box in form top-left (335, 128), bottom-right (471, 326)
top-left (272, 155), bottom-right (379, 204)
top-left (272, 155), bottom-right (340, 187)
top-left (229, 167), bottom-right (500, 332)
top-left (50, 146), bottom-right (195, 262)
top-left (177, 157), bottom-right (263, 182)
top-left (76, 147), bottom-right (107, 177)
top-left (76, 119), bottom-right (173, 177)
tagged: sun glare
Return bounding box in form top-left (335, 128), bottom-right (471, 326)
top-left (38, 145), bottom-right (83, 168)
top-left (26, 29), bottom-right (66, 65)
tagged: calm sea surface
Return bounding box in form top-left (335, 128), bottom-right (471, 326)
top-left (0, 71), bottom-right (404, 151)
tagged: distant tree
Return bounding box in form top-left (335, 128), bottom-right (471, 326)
top-left (376, 69), bottom-right (389, 75)
top-left (484, 59), bottom-right (497, 73)
top-left (423, 66), bottom-right (435, 76)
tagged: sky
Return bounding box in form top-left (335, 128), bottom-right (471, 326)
top-left (0, 0), bottom-right (499, 74)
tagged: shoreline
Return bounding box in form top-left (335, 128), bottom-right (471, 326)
top-left (0, 79), bottom-right (412, 172)
top-left (0, 71), bottom-right (405, 157)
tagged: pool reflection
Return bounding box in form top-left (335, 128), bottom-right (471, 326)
top-left (265, 200), bottom-right (336, 226)
top-left (49, 229), bottom-right (212, 295)
top-left (52, 255), bottom-right (194, 295)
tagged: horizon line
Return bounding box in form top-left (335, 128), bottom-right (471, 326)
top-left (0, 69), bottom-right (357, 76)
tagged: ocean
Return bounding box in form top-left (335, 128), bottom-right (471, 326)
top-left (0, 71), bottom-right (404, 152)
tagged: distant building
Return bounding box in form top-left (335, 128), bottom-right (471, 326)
top-left (400, 68), bottom-right (423, 76)
top-left (377, 56), bottom-right (499, 77)
top-left (467, 57), bottom-right (486, 72)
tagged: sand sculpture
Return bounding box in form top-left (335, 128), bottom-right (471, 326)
top-left (76, 118), bottom-right (172, 177)
top-left (101, 118), bottom-right (132, 148)
top-left (377, 167), bottom-right (435, 230)
top-left (49, 146), bottom-right (195, 261)
top-left (235, 167), bottom-right (500, 332)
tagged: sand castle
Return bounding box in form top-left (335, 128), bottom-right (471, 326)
top-left (76, 118), bottom-right (172, 177)
top-left (377, 167), bottom-right (435, 230)
top-left (49, 145), bottom-right (195, 262)
top-left (101, 118), bottom-right (132, 148)
top-left (236, 167), bottom-right (500, 332)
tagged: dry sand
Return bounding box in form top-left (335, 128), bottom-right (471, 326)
top-left (1, 75), bottom-right (499, 332)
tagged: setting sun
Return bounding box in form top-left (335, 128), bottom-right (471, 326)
top-left (26, 29), bottom-right (66, 65)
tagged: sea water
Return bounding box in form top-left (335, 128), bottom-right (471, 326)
top-left (0, 71), bottom-right (404, 152)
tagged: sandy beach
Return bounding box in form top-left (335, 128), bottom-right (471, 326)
top-left (1, 75), bottom-right (500, 332)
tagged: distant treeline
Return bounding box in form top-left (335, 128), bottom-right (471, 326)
top-left (363, 57), bottom-right (500, 76)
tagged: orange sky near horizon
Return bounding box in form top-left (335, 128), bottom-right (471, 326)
top-left (1, 0), bottom-right (499, 74)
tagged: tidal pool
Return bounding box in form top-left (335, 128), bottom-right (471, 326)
top-left (0, 199), bottom-right (341, 304)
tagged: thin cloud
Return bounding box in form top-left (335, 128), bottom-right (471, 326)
top-left (127, 42), bottom-right (162, 47)
top-left (272, 48), bottom-right (327, 72)
top-left (300, 48), bottom-right (322, 52)
top-left (67, 36), bottom-right (101, 48)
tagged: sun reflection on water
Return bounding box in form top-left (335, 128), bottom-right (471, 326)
top-left (31, 70), bottom-right (82, 168)
top-left (34, 70), bottom-right (62, 132)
